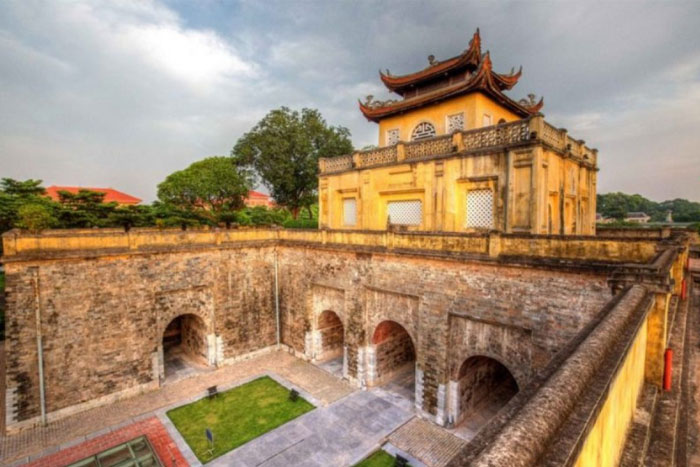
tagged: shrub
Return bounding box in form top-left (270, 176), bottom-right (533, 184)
top-left (283, 218), bottom-right (318, 229)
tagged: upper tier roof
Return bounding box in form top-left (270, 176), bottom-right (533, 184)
top-left (379, 29), bottom-right (484, 95)
top-left (361, 29), bottom-right (543, 122)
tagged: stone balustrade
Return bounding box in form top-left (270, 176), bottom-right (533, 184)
top-left (319, 115), bottom-right (598, 174)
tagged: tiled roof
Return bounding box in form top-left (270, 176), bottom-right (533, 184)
top-left (45, 186), bottom-right (142, 205)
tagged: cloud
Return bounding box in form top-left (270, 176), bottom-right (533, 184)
top-left (0, 0), bottom-right (699, 202)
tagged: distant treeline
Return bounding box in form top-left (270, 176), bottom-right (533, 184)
top-left (0, 178), bottom-right (317, 237)
top-left (597, 192), bottom-right (700, 222)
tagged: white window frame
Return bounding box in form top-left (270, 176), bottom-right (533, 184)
top-left (343, 198), bottom-right (357, 226)
top-left (411, 122), bottom-right (436, 141)
top-left (387, 200), bottom-right (422, 226)
top-left (446, 113), bottom-right (465, 133)
top-left (465, 189), bottom-right (494, 229)
top-left (482, 114), bottom-right (492, 127)
top-left (386, 128), bottom-right (400, 146)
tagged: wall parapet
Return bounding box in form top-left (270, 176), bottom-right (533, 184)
top-left (2, 227), bottom-right (666, 265)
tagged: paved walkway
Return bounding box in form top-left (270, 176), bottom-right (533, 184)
top-left (1, 349), bottom-right (353, 465)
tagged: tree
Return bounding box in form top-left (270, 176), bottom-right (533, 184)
top-left (157, 157), bottom-right (252, 219)
top-left (1, 178), bottom-right (45, 197)
top-left (16, 203), bottom-right (56, 231)
top-left (55, 189), bottom-right (117, 228)
top-left (232, 107), bottom-right (353, 218)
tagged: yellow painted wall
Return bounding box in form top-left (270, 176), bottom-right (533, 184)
top-left (320, 146), bottom-right (596, 235)
top-left (377, 92), bottom-right (520, 146)
top-left (574, 317), bottom-right (647, 467)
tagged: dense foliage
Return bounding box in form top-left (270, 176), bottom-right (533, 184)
top-left (157, 156), bottom-right (252, 219)
top-left (232, 107), bottom-right (353, 218)
top-left (597, 192), bottom-right (700, 222)
top-left (0, 177), bottom-right (318, 242)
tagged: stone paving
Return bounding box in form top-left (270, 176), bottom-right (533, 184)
top-left (1, 349), bottom-right (354, 465)
top-left (387, 417), bottom-right (467, 467)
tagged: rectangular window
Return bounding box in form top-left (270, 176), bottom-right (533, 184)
top-left (343, 198), bottom-right (357, 226)
top-left (447, 113), bottom-right (465, 133)
top-left (482, 114), bottom-right (492, 127)
top-left (386, 128), bottom-right (400, 146)
top-left (387, 200), bottom-right (422, 226)
top-left (466, 189), bottom-right (494, 229)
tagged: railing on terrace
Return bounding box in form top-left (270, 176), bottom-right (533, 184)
top-left (319, 115), bottom-right (597, 174)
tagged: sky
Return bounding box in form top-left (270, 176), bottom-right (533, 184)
top-left (1, 0), bottom-right (699, 203)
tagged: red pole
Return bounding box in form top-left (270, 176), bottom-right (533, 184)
top-left (663, 348), bottom-right (673, 391)
top-left (682, 279), bottom-right (687, 300)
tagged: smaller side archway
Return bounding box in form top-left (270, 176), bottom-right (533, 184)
top-left (450, 355), bottom-right (518, 436)
top-left (369, 320), bottom-right (416, 396)
top-left (316, 310), bottom-right (345, 362)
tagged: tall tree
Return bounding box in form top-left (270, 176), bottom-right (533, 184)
top-left (157, 156), bottom-right (252, 218)
top-left (232, 107), bottom-right (353, 218)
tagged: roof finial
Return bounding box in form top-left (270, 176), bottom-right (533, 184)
top-left (428, 55), bottom-right (437, 66)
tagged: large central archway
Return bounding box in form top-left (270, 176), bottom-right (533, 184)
top-left (453, 355), bottom-right (518, 439)
top-left (371, 320), bottom-right (416, 401)
top-left (162, 313), bottom-right (211, 383)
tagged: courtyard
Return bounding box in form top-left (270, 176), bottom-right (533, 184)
top-left (0, 348), bottom-right (449, 466)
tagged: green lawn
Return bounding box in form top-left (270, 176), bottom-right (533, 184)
top-left (167, 376), bottom-right (314, 462)
top-left (354, 450), bottom-right (409, 467)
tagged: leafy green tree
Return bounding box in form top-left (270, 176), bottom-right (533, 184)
top-left (16, 203), bottom-right (56, 231)
top-left (55, 189), bottom-right (117, 228)
top-left (157, 157), bottom-right (252, 219)
top-left (0, 178), bottom-right (45, 197)
top-left (232, 107), bottom-right (353, 218)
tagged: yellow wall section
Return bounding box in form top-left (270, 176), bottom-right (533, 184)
top-left (574, 318), bottom-right (648, 467)
top-left (377, 92), bottom-right (520, 146)
top-left (320, 146), bottom-right (596, 235)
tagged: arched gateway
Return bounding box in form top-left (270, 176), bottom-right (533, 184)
top-left (160, 313), bottom-right (213, 383)
top-left (368, 320), bottom-right (416, 401)
top-left (449, 355), bottom-right (519, 437)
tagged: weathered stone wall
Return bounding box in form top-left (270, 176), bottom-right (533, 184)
top-left (4, 238), bottom-right (613, 430)
top-left (4, 246), bottom-right (276, 429)
top-left (277, 246), bottom-right (612, 416)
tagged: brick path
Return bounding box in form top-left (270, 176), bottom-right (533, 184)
top-left (24, 416), bottom-right (187, 467)
top-left (1, 349), bottom-right (354, 465)
top-left (387, 417), bottom-right (466, 467)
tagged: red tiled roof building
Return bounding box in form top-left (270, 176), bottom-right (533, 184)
top-left (45, 186), bottom-right (142, 205)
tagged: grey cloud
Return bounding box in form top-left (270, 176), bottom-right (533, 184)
top-left (1, 0), bottom-right (699, 201)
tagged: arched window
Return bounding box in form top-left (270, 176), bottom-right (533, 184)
top-left (411, 122), bottom-right (436, 141)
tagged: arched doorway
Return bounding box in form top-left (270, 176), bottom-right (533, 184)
top-left (316, 310), bottom-right (345, 377)
top-left (162, 314), bottom-right (211, 383)
top-left (371, 320), bottom-right (416, 401)
top-left (454, 356), bottom-right (518, 438)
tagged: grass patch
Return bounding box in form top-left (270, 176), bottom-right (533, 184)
top-left (167, 376), bottom-right (314, 462)
top-left (353, 450), bottom-right (412, 467)
top-left (354, 450), bottom-right (399, 467)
